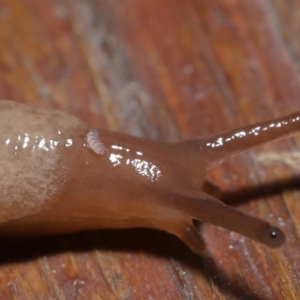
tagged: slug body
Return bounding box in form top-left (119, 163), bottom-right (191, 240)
top-left (0, 100), bottom-right (297, 254)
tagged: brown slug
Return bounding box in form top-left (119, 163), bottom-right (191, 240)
top-left (0, 100), bottom-right (295, 254)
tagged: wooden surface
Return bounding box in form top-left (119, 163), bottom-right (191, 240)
top-left (0, 1), bottom-right (300, 299)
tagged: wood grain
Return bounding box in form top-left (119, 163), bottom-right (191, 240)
top-left (0, 0), bottom-right (300, 299)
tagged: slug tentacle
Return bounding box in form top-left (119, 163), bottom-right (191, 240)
top-left (174, 223), bottom-right (206, 254)
top-left (180, 111), bottom-right (300, 171)
top-left (170, 190), bottom-right (285, 248)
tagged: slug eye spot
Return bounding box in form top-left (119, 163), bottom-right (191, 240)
top-left (256, 223), bottom-right (285, 248)
top-left (266, 228), bottom-right (285, 248)
top-left (87, 129), bottom-right (107, 155)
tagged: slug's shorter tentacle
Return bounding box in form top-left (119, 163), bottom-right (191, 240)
top-left (180, 224), bottom-right (206, 254)
top-left (153, 219), bottom-right (206, 254)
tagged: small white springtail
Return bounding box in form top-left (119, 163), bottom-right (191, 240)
top-left (87, 129), bottom-right (107, 155)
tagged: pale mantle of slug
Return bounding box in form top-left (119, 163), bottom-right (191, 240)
top-left (0, 101), bottom-right (85, 222)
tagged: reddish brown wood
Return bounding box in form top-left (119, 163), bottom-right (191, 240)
top-left (0, 0), bottom-right (300, 299)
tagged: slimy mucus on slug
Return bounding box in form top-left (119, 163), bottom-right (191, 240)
top-left (0, 100), bottom-right (297, 254)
